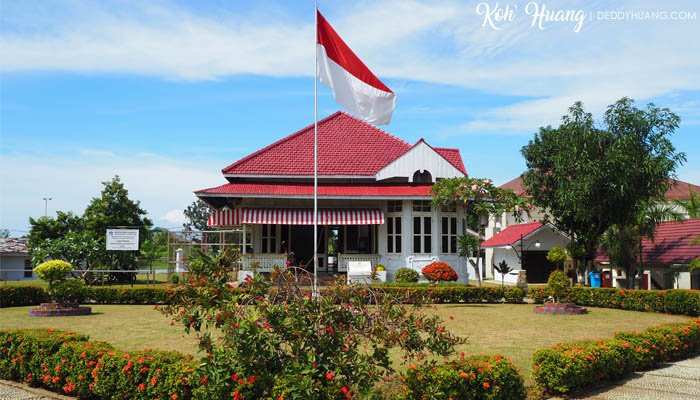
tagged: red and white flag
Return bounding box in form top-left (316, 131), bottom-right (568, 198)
top-left (316, 10), bottom-right (396, 125)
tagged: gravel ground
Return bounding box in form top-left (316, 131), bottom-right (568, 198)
top-left (0, 380), bottom-right (70, 400)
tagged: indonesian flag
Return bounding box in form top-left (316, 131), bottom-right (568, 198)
top-left (316, 10), bottom-right (396, 125)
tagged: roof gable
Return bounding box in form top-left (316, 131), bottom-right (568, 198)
top-left (222, 111), bottom-right (412, 177)
top-left (376, 139), bottom-right (466, 182)
top-left (480, 222), bottom-right (543, 248)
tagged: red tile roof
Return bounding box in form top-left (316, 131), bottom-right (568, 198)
top-left (596, 218), bottom-right (700, 265)
top-left (500, 176), bottom-right (700, 200)
top-left (480, 222), bottom-right (543, 248)
top-left (196, 182), bottom-right (434, 197)
top-left (222, 111), bottom-right (467, 176)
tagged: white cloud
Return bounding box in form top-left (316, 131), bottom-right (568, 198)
top-left (0, 0), bottom-right (698, 134)
top-left (0, 151), bottom-right (224, 231)
top-left (162, 209), bottom-right (187, 225)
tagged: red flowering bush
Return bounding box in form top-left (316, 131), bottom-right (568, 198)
top-left (0, 329), bottom-right (195, 400)
top-left (400, 354), bottom-right (526, 399)
top-left (422, 262), bottom-right (458, 282)
top-left (533, 319), bottom-right (700, 394)
top-left (160, 250), bottom-right (462, 400)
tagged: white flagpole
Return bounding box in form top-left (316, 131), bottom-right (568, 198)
top-left (313, 2), bottom-right (319, 297)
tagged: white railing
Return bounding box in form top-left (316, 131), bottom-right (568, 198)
top-left (337, 254), bottom-right (381, 272)
top-left (241, 254), bottom-right (286, 272)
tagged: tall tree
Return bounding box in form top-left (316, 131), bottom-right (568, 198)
top-left (83, 176), bottom-right (152, 270)
top-left (521, 98), bottom-right (685, 281)
top-left (675, 188), bottom-right (700, 218)
top-left (183, 199), bottom-right (212, 231)
top-left (27, 211), bottom-right (84, 256)
top-left (431, 177), bottom-right (529, 286)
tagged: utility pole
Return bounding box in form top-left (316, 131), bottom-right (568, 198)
top-left (42, 197), bottom-right (52, 217)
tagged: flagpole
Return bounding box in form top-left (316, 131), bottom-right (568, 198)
top-left (313, 2), bottom-right (319, 297)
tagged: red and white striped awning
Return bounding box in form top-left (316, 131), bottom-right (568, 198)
top-left (207, 208), bottom-right (384, 227)
top-left (207, 208), bottom-right (242, 227)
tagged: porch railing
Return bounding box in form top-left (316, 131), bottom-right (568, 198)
top-left (337, 254), bottom-right (381, 272)
top-left (241, 254), bottom-right (286, 272)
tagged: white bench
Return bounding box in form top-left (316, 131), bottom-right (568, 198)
top-left (347, 261), bottom-right (373, 284)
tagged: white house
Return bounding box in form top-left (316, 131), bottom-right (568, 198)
top-left (0, 237), bottom-right (33, 281)
top-left (196, 111), bottom-right (472, 282)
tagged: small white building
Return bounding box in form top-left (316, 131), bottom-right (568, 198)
top-left (0, 237), bottom-right (33, 281)
top-left (196, 111), bottom-right (473, 282)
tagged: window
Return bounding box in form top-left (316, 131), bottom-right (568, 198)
top-left (345, 225), bottom-right (374, 253)
top-left (441, 216), bottom-right (458, 254)
top-left (261, 224), bottom-right (277, 253)
top-left (413, 216), bottom-right (432, 253)
top-left (413, 170), bottom-right (432, 183)
top-left (24, 259), bottom-right (33, 278)
top-left (386, 216), bottom-right (402, 253)
top-left (387, 200), bottom-right (402, 212)
top-left (412, 200), bottom-right (431, 212)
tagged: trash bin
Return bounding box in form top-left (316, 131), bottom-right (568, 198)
top-left (589, 271), bottom-right (601, 288)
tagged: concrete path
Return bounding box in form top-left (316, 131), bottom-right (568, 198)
top-left (0, 380), bottom-right (70, 400)
top-left (573, 356), bottom-right (700, 400)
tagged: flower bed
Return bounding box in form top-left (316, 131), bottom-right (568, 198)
top-left (532, 319), bottom-right (700, 394)
top-left (28, 302), bottom-right (92, 317)
top-left (401, 354), bottom-right (526, 400)
top-left (529, 287), bottom-right (700, 316)
top-left (0, 329), bottom-right (195, 399)
top-left (0, 286), bottom-right (48, 307)
top-left (375, 285), bottom-right (526, 304)
top-left (0, 286), bottom-right (173, 308)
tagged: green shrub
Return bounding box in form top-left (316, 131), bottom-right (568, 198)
top-left (532, 319), bottom-right (700, 394)
top-left (49, 279), bottom-right (87, 304)
top-left (394, 267), bottom-right (420, 283)
top-left (0, 286), bottom-right (48, 307)
top-left (401, 354), bottom-right (526, 400)
top-left (33, 260), bottom-right (73, 285)
top-left (530, 287), bottom-right (700, 316)
top-left (171, 274), bottom-right (180, 284)
top-left (0, 329), bottom-right (195, 399)
top-left (547, 270), bottom-right (571, 302)
top-left (374, 286), bottom-right (525, 304)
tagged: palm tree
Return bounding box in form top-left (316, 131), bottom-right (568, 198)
top-left (603, 201), bottom-right (684, 289)
top-left (675, 187), bottom-right (700, 218)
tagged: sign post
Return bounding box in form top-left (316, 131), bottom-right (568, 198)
top-left (106, 229), bottom-right (139, 251)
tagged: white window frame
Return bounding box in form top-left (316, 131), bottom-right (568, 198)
top-left (386, 214), bottom-right (402, 254)
top-left (261, 224), bottom-right (278, 253)
top-left (412, 201), bottom-right (432, 254)
top-left (441, 212), bottom-right (458, 254)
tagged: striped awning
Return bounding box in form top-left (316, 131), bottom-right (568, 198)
top-left (207, 208), bottom-right (384, 227)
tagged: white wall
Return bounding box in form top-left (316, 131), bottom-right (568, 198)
top-left (375, 141), bottom-right (464, 182)
top-left (0, 254), bottom-right (34, 281)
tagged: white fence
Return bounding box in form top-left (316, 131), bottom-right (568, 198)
top-left (337, 254), bottom-right (381, 272)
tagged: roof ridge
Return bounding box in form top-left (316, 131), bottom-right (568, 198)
top-left (221, 111), bottom-right (344, 174)
top-left (335, 111), bottom-right (411, 147)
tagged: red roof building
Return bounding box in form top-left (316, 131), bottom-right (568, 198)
top-left (498, 176), bottom-right (700, 201)
top-left (196, 111), bottom-right (469, 280)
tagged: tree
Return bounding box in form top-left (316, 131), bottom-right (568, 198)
top-left (546, 247), bottom-right (568, 270)
top-left (431, 177), bottom-right (529, 286)
top-left (521, 98), bottom-right (685, 282)
top-left (183, 199), bottom-right (212, 231)
top-left (83, 176), bottom-right (152, 270)
top-left (603, 202), bottom-right (684, 288)
top-left (31, 230), bottom-right (102, 271)
top-left (675, 187), bottom-right (700, 218)
top-left (493, 260), bottom-right (512, 288)
top-left (27, 211), bottom-right (84, 255)
top-left (140, 228), bottom-right (169, 268)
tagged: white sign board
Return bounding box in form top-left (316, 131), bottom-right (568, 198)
top-left (106, 229), bottom-right (139, 251)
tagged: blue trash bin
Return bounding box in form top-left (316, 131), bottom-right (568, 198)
top-left (589, 271), bottom-right (601, 288)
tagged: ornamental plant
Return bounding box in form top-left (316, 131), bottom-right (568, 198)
top-left (422, 262), bottom-right (458, 283)
top-left (394, 267), bottom-right (420, 283)
top-left (33, 260), bottom-right (80, 303)
top-left (160, 250), bottom-right (462, 399)
top-left (546, 247), bottom-right (568, 270)
top-left (33, 260), bottom-right (72, 287)
top-left (547, 270), bottom-right (571, 303)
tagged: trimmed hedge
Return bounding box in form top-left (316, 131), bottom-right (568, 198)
top-left (532, 319), bottom-right (700, 394)
top-left (0, 286), bottom-right (173, 308)
top-left (401, 354), bottom-right (526, 400)
top-left (0, 329), bottom-right (195, 399)
top-left (2, 284), bottom-right (525, 307)
top-left (0, 286), bottom-right (49, 307)
top-left (530, 287), bottom-right (700, 316)
top-left (375, 286), bottom-right (526, 304)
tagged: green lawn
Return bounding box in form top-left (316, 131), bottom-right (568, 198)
top-left (0, 304), bottom-right (691, 382)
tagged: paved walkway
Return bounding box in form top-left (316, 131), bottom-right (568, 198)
top-left (573, 356), bottom-right (700, 400)
top-left (0, 380), bottom-right (69, 400)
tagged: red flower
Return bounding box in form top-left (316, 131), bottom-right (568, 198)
top-left (325, 372), bottom-right (335, 380)
top-left (138, 383), bottom-right (146, 391)
top-left (171, 394), bottom-right (178, 400)
top-left (459, 371), bottom-right (468, 378)
top-left (483, 382), bottom-right (491, 389)
top-left (248, 375), bottom-right (257, 385)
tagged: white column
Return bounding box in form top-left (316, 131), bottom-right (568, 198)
top-left (175, 248), bottom-right (185, 273)
top-left (402, 200), bottom-right (412, 264)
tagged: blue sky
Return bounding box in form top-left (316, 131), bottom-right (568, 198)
top-left (1, 0), bottom-right (699, 234)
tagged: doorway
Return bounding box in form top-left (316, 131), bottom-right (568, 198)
top-left (289, 225), bottom-right (325, 271)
